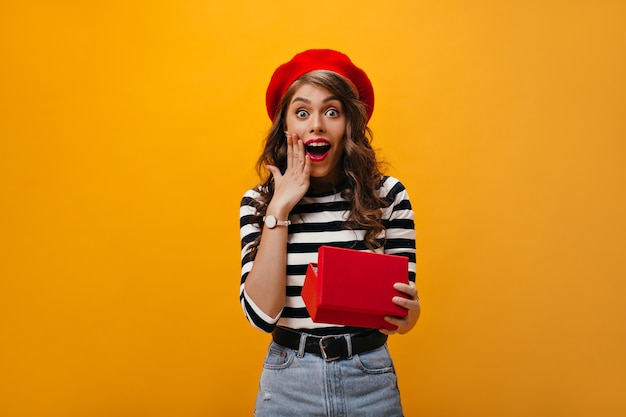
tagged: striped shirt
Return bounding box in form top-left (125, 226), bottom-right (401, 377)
top-left (239, 176), bottom-right (416, 333)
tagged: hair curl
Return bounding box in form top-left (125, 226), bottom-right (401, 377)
top-left (251, 70), bottom-right (388, 252)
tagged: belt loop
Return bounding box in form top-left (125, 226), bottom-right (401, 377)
top-left (345, 333), bottom-right (353, 359)
top-left (297, 332), bottom-right (307, 358)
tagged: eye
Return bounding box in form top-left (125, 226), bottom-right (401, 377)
top-left (325, 108), bottom-right (340, 117)
top-left (296, 109), bottom-right (308, 118)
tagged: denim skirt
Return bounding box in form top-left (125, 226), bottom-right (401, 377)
top-left (254, 340), bottom-right (404, 417)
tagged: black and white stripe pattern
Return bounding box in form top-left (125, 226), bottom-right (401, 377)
top-left (239, 176), bottom-right (416, 333)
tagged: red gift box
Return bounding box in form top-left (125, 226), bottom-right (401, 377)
top-left (301, 246), bottom-right (409, 330)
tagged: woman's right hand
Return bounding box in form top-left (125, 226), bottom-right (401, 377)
top-left (265, 133), bottom-right (311, 216)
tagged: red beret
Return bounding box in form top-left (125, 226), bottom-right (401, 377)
top-left (265, 49), bottom-right (375, 122)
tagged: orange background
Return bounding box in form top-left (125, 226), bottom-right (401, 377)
top-left (1, 1), bottom-right (625, 416)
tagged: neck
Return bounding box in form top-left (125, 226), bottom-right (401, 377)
top-left (308, 172), bottom-right (347, 195)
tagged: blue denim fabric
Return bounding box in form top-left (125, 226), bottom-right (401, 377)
top-left (254, 339), bottom-right (404, 417)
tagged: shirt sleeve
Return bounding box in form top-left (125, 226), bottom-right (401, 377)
top-left (380, 177), bottom-right (417, 283)
top-left (239, 190), bottom-right (282, 333)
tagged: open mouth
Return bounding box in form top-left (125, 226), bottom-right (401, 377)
top-left (305, 139), bottom-right (331, 161)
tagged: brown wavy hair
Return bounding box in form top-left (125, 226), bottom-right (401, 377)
top-left (251, 70), bottom-right (388, 251)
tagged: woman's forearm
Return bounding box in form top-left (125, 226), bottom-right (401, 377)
top-left (243, 204), bottom-right (292, 318)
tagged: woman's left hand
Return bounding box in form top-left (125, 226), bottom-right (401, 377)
top-left (380, 282), bottom-right (420, 335)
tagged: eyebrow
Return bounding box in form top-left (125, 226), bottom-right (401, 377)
top-left (291, 95), bottom-right (341, 105)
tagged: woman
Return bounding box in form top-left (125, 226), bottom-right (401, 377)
top-left (239, 49), bottom-right (420, 416)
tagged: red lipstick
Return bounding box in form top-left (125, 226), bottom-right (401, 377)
top-left (305, 138), bottom-right (331, 162)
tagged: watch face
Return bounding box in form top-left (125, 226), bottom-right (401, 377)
top-left (265, 215), bottom-right (276, 228)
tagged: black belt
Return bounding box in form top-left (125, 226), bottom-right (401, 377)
top-left (272, 326), bottom-right (388, 361)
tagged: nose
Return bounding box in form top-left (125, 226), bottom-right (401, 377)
top-left (309, 112), bottom-right (325, 133)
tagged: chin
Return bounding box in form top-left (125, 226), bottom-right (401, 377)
top-left (310, 169), bottom-right (330, 178)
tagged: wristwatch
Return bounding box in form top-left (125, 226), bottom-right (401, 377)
top-left (263, 215), bottom-right (291, 229)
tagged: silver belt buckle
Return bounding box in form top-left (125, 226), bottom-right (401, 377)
top-left (319, 335), bottom-right (341, 361)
